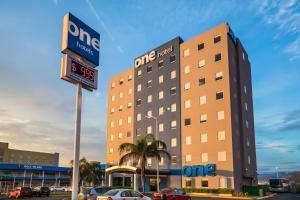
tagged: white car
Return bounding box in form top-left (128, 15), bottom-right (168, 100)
top-left (97, 189), bottom-right (151, 200)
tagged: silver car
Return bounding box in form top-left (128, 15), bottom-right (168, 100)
top-left (97, 189), bottom-right (151, 200)
top-left (87, 187), bottom-right (112, 200)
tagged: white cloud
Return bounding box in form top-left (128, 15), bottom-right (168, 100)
top-left (284, 36), bottom-right (300, 61)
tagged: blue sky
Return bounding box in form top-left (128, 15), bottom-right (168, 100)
top-left (0, 0), bottom-right (299, 173)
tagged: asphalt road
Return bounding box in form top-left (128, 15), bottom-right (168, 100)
top-left (191, 193), bottom-right (300, 200)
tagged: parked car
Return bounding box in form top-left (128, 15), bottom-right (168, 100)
top-left (8, 187), bottom-right (32, 199)
top-left (50, 186), bottom-right (66, 192)
top-left (153, 188), bottom-right (191, 200)
top-left (32, 186), bottom-right (50, 197)
top-left (78, 187), bottom-right (93, 200)
top-left (64, 186), bottom-right (72, 192)
top-left (97, 189), bottom-right (151, 200)
top-left (87, 186), bottom-right (112, 200)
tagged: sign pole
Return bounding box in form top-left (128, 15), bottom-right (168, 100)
top-left (72, 83), bottom-right (82, 200)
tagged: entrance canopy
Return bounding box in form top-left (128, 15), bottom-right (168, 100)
top-left (105, 165), bottom-right (137, 174)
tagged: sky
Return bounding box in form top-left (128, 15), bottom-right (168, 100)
top-left (0, 0), bottom-right (299, 173)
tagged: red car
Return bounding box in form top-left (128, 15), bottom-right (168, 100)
top-left (153, 188), bottom-right (191, 200)
top-left (9, 187), bottom-right (33, 199)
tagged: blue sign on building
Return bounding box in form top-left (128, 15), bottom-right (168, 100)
top-left (182, 164), bottom-right (216, 177)
top-left (61, 13), bottom-right (100, 66)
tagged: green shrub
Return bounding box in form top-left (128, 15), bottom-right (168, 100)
top-left (182, 187), bottom-right (233, 194)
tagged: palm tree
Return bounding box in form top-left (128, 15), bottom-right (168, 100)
top-left (119, 134), bottom-right (171, 193)
top-left (70, 157), bottom-right (93, 186)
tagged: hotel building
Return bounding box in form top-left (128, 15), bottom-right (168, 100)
top-left (105, 23), bottom-right (257, 193)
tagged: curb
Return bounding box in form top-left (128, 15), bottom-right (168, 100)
top-left (254, 193), bottom-right (277, 199)
top-left (189, 193), bottom-right (276, 199)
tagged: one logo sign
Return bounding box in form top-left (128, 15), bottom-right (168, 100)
top-left (134, 45), bottom-right (173, 68)
top-left (61, 13), bottom-right (100, 66)
top-left (182, 164), bottom-right (216, 177)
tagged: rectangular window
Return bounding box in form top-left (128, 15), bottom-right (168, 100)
top-left (171, 156), bottom-right (177, 165)
top-left (184, 65), bottom-right (190, 74)
top-left (110, 121), bottom-right (114, 128)
top-left (118, 132), bottom-right (123, 139)
top-left (159, 123), bottom-right (164, 132)
top-left (201, 180), bottom-right (208, 187)
top-left (170, 54), bottom-right (176, 63)
top-left (137, 113), bottom-right (141, 121)
top-left (127, 116), bottom-right (132, 124)
top-left (159, 91), bottom-right (164, 99)
top-left (158, 60), bottom-right (164, 68)
top-left (171, 120), bottom-right (177, 129)
top-left (110, 135), bottom-right (114, 141)
top-left (200, 114), bottom-right (207, 123)
top-left (214, 35), bottom-right (221, 43)
top-left (147, 110), bottom-right (152, 117)
top-left (215, 53), bottom-right (221, 61)
top-left (186, 136), bottom-right (191, 145)
top-left (159, 75), bottom-right (164, 84)
top-left (171, 138), bottom-right (177, 147)
top-left (147, 65), bottom-right (152, 73)
top-left (159, 157), bottom-right (164, 166)
top-left (119, 79), bottom-right (124, 85)
top-left (170, 87), bottom-right (177, 95)
top-left (216, 91), bottom-right (224, 100)
top-left (185, 100), bottom-right (191, 109)
top-left (199, 78), bottom-right (206, 86)
top-left (216, 72), bottom-right (223, 80)
top-left (119, 92), bottom-right (124, 98)
top-left (186, 179), bottom-right (192, 188)
top-left (186, 154), bottom-right (192, 162)
top-left (200, 96), bottom-right (206, 105)
top-left (147, 80), bottom-right (152, 88)
top-left (244, 85), bottom-right (247, 94)
top-left (137, 84), bottom-right (141, 92)
top-left (248, 155), bottom-right (251, 165)
top-left (246, 120), bottom-right (249, 128)
top-left (136, 99), bottom-right (142, 106)
top-left (198, 42), bottom-right (205, 50)
top-left (159, 107), bottom-right (164, 116)
top-left (218, 131), bottom-right (225, 141)
top-left (111, 95), bottom-right (115, 101)
top-left (128, 88), bottom-right (132, 95)
top-left (110, 108), bottom-right (115, 113)
top-left (198, 59), bottom-right (205, 68)
top-left (245, 102), bottom-right (248, 111)
top-left (184, 82), bottom-right (191, 91)
top-left (184, 118), bottom-right (191, 126)
top-left (119, 105), bottom-right (123, 111)
top-left (183, 49), bottom-right (190, 57)
top-left (127, 131), bottom-right (131, 137)
top-left (147, 95), bottom-right (152, 103)
top-left (243, 52), bottom-right (245, 61)
top-left (171, 103), bottom-right (176, 112)
top-left (217, 110), bottom-right (225, 120)
top-left (147, 158), bottom-right (152, 166)
top-left (137, 69), bottom-right (142, 77)
top-left (171, 70), bottom-right (176, 79)
top-left (202, 153), bottom-right (208, 162)
top-left (128, 74), bottom-right (133, 81)
top-left (200, 133), bottom-right (207, 143)
top-left (127, 102), bottom-right (132, 108)
top-left (218, 151), bottom-right (226, 161)
top-left (136, 128), bottom-right (141, 136)
top-left (111, 82), bottom-right (116, 88)
top-left (109, 148), bottom-right (114, 153)
top-left (147, 126), bottom-right (152, 134)
top-left (118, 119), bottom-right (123, 126)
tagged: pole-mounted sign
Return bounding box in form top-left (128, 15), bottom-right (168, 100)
top-left (60, 12), bottom-right (100, 200)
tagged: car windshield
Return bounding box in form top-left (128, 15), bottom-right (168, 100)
top-left (103, 190), bottom-right (119, 196)
top-left (174, 189), bottom-right (183, 194)
top-left (270, 179), bottom-right (282, 188)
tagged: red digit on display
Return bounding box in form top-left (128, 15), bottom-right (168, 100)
top-left (81, 66), bottom-right (86, 77)
top-left (71, 62), bottom-right (76, 72)
top-left (90, 71), bottom-right (94, 82)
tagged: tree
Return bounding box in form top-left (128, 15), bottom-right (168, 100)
top-left (118, 134), bottom-right (171, 193)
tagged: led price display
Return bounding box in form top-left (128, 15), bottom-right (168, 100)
top-left (71, 60), bottom-right (95, 82)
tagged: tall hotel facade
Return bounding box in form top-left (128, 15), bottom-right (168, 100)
top-left (106, 23), bottom-right (257, 192)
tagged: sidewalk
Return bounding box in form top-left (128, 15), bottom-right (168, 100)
top-left (189, 192), bottom-right (276, 199)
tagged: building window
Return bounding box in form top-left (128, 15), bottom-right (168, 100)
top-left (110, 108), bottom-right (115, 113)
top-left (171, 120), bottom-right (177, 129)
top-left (184, 118), bottom-right (191, 126)
top-left (216, 72), bottom-right (223, 80)
top-left (159, 75), bottom-right (164, 84)
top-left (184, 82), bottom-right (190, 91)
top-left (127, 116), bottom-right (132, 124)
top-left (171, 138), bottom-right (177, 147)
top-left (200, 96), bottom-right (206, 105)
top-left (127, 131), bottom-right (131, 137)
top-left (200, 133), bottom-right (207, 143)
top-left (159, 123), bottom-right (164, 132)
top-left (127, 102), bottom-right (132, 108)
top-left (216, 91), bottom-right (224, 100)
top-left (147, 158), bottom-right (152, 167)
top-left (119, 92), bottom-right (124, 98)
top-left (198, 42), bottom-right (205, 50)
top-left (110, 135), bottom-right (114, 141)
top-left (171, 103), bottom-right (176, 112)
top-left (147, 65), bottom-right (152, 73)
top-left (158, 60), bottom-right (164, 68)
top-left (217, 110), bottom-right (225, 120)
top-left (118, 132), bottom-right (123, 139)
top-left (137, 113), bottom-right (141, 121)
top-left (128, 88), bottom-right (132, 95)
top-left (147, 95), bottom-right (152, 103)
top-left (244, 85), bottom-right (247, 94)
top-left (246, 120), bottom-right (249, 128)
top-left (110, 121), bottom-right (114, 128)
top-left (201, 180), bottom-right (208, 187)
top-left (170, 87), bottom-right (177, 95)
top-left (128, 74), bottom-right (133, 81)
top-left (202, 153), bottom-right (208, 162)
top-left (109, 148), bottom-right (114, 153)
top-left (185, 100), bottom-right (191, 109)
top-left (218, 131), bottom-right (225, 141)
top-left (248, 155), bottom-right (251, 165)
top-left (111, 95), bottom-right (115, 101)
top-left (119, 106), bottom-right (123, 111)
top-left (147, 110), bottom-right (152, 117)
top-left (159, 107), bottom-right (164, 116)
top-left (147, 126), bottom-right (152, 134)
top-left (243, 52), bottom-right (246, 61)
top-left (247, 137), bottom-right (250, 147)
top-left (183, 49), bottom-right (190, 57)
top-left (186, 179), bottom-right (192, 187)
top-left (159, 91), bottom-right (164, 99)
top-left (159, 157), bottom-right (164, 166)
top-left (186, 154), bottom-right (192, 162)
top-left (199, 78), bottom-right (206, 86)
top-left (200, 114), bottom-right (207, 123)
top-left (111, 82), bottom-right (116, 88)
top-left (137, 84), bottom-right (141, 92)
top-left (137, 69), bottom-right (142, 77)
top-left (118, 119), bottom-right (123, 126)
top-left (186, 136), bottom-right (191, 145)
top-left (183, 66), bottom-right (190, 75)
top-left (214, 35), bottom-right (221, 43)
top-left (171, 156), bottom-right (177, 165)
top-left (119, 79), bottom-right (124, 85)
top-left (215, 53), bottom-right (221, 62)
top-left (171, 70), bottom-right (176, 79)
top-left (136, 128), bottom-right (141, 136)
top-left (147, 80), bottom-right (152, 88)
top-left (136, 99), bottom-right (142, 106)
top-left (198, 59), bottom-right (205, 68)
top-left (245, 102), bottom-right (248, 111)
top-left (218, 151), bottom-right (226, 161)
top-left (170, 54), bottom-right (176, 63)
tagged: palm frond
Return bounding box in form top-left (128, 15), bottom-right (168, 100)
top-left (119, 142), bottom-right (135, 154)
top-left (119, 152), bottom-right (139, 165)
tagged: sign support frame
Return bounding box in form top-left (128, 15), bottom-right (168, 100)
top-left (71, 83), bottom-right (82, 200)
